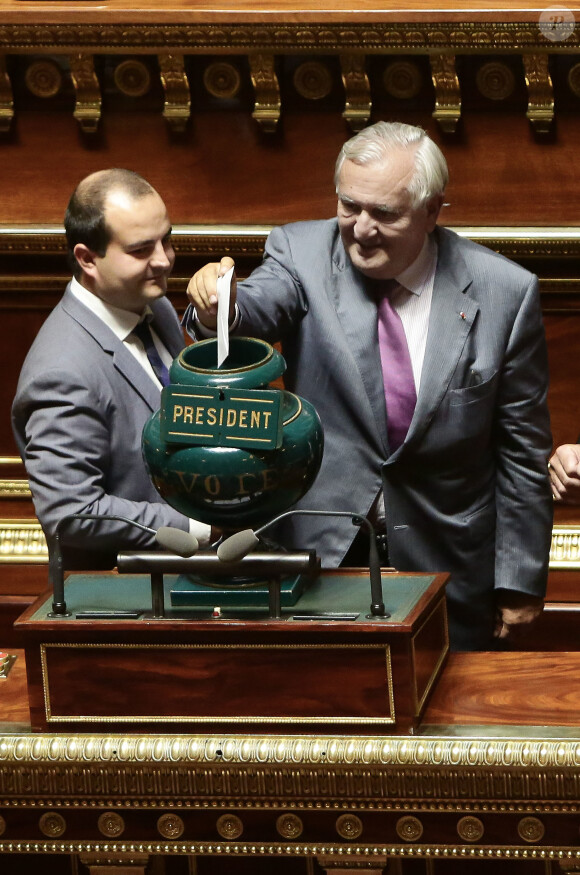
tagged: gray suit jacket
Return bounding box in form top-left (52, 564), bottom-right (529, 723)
top-left (234, 220), bottom-right (553, 650)
top-left (12, 285), bottom-right (190, 567)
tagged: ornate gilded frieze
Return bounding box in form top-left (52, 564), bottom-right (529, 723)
top-left (2, 732), bottom-right (580, 793)
top-left (0, 734), bottom-right (580, 858)
top-left (6, 225), bottom-right (580, 262)
top-left (0, 22), bottom-right (579, 134)
top-left (1, 22), bottom-right (580, 54)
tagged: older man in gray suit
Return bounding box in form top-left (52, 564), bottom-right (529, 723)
top-left (188, 121), bottom-right (553, 650)
top-left (12, 169), bottom-right (209, 568)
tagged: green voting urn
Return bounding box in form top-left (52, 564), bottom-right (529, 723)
top-left (142, 337), bottom-right (324, 529)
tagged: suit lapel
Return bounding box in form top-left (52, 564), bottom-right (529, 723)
top-left (404, 228), bottom-right (478, 447)
top-left (61, 287), bottom-right (163, 412)
top-left (330, 238), bottom-right (389, 452)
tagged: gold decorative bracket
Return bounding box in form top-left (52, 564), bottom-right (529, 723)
top-left (430, 54), bottom-right (461, 134)
top-left (340, 53), bottom-right (371, 133)
top-left (159, 53), bottom-right (191, 134)
top-left (0, 55), bottom-right (14, 133)
top-left (249, 53), bottom-right (280, 133)
top-left (523, 53), bottom-right (554, 133)
top-left (69, 53), bottom-right (101, 134)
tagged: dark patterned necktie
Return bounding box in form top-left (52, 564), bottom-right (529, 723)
top-left (377, 283), bottom-right (416, 451)
top-left (132, 320), bottom-right (171, 388)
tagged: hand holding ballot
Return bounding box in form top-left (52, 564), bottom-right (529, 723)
top-left (187, 256), bottom-right (237, 330)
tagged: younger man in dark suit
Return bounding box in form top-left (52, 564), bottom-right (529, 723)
top-left (12, 169), bottom-right (209, 568)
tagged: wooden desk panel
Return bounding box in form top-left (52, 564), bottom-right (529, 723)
top-left (16, 570), bottom-right (449, 734)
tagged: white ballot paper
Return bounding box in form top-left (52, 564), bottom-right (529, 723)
top-left (216, 265), bottom-right (234, 367)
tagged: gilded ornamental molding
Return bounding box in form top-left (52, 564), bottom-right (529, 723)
top-left (550, 525), bottom-right (580, 568)
top-left (1, 733), bottom-right (580, 858)
top-left (0, 520), bottom-right (47, 562)
top-left (2, 731), bottom-right (580, 776)
top-left (1, 22), bottom-right (580, 53)
top-left (6, 224), bottom-right (580, 260)
top-left (0, 519), bottom-right (579, 569)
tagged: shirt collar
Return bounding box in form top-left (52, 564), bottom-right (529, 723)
top-left (70, 277), bottom-right (152, 342)
top-left (394, 234), bottom-right (438, 297)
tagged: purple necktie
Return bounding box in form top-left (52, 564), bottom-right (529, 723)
top-left (132, 320), bottom-right (171, 388)
top-left (377, 283), bottom-right (416, 451)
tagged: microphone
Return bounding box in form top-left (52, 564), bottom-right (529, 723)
top-left (217, 509), bottom-right (389, 618)
top-left (48, 512), bottom-right (199, 617)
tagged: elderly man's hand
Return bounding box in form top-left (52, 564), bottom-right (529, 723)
top-left (186, 256), bottom-right (237, 330)
top-left (493, 590), bottom-right (544, 640)
top-left (549, 444), bottom-right (580, 503)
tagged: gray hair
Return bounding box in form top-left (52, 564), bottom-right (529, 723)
top-left (334, 121), bottom-right (448, 208)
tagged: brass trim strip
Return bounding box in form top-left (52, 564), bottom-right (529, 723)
top-left (0, 481), bottom-right (31, 499)
top-left (0, 839), bottom-right (574, 859)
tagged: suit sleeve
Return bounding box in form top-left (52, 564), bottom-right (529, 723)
top-left (235, 225), bottom-right (309, 342)
top-left (12, 367), bottom-right (192, 553)
top-left (493, 274), bottom-right (553, 597)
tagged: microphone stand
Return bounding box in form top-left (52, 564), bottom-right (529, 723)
top-left (218, 508), bottom-right (390, 619)
top-left (48, 513), bottom-right (198, 618)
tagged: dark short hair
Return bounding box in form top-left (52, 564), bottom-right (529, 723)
top-left (64, 169), bottom-right (156, 277)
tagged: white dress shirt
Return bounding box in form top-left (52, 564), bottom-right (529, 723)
top-left (70, 277), bottom-right (173, 388)
top-left (389, 234), bottom-right (438, 394)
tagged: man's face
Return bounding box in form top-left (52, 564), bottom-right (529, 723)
top-left (337, 150), bottom-right (443, 280)
top-left (79, 189), bottom-right (175, 314)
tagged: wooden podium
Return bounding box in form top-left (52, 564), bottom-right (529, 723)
top-left (15, 567), bottom-right (449, 735)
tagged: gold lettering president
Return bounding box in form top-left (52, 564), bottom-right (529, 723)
top-left (160, 387), bottom-right (283, 450)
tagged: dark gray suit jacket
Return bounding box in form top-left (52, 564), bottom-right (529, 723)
top-left (234, 220), bottom-right (553, 650)
top-left (12, 285), bottom-right (190, 567)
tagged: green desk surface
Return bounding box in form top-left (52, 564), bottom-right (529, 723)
top-left (30, 572), bottom-right (438, 625)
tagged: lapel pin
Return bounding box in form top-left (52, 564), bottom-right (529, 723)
top-left (460, 311), bottom-right (466, 320)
